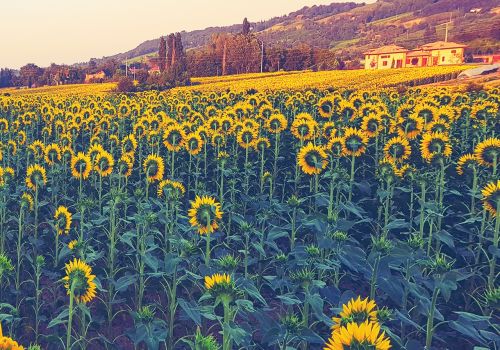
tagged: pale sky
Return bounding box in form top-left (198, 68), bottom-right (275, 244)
top-left (0, 0), bottom-right (369, 69)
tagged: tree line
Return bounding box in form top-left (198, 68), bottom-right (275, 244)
top-left (0, 18), bottom-right (350, 90)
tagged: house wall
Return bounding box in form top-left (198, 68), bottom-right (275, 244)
top-left (430, 48), bottom-right (464, 65)
top-left (365, 53), bottom-right (407, 69)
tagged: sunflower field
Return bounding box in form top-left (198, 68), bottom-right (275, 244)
top-left (0, 82), bottom-right (499, 350)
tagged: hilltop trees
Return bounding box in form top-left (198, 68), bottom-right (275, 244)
top-left (242, 17), bottom-right (251, 35)
top-left (148, 32), bottom-right (190, 89)
top-left (0, 69), bottom-right (16, 88)
top-left (159, 36), bottom-right (167, 73)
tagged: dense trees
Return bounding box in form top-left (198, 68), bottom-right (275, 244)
top-left (0, 69), bottom-right (16, 88)
top-left (158, 36), bottom-right (167, 73)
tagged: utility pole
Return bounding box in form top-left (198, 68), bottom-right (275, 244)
top-left (260, 40), bottom-right (264, 73)
top-left (445, 12), bottom-right (452, 42)
top-left (222, 40), bottom-right (227, 76)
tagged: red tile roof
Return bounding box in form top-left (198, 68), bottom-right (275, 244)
top-left (363, 45), bottom-right (408, 55)
top-left (420, 41), bottom-right (467, 50)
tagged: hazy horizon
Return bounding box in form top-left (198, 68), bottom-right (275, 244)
top-left (0, 0), bottom-right (371, 69)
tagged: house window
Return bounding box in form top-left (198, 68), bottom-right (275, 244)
top-left (442, 56), bottom-right (445, 62)
top-left (451, 50), bottom-right (456, 53)
top-left (406, 58), bottom-right (410, 64)
top-left (382, 61), bottom-right (388, 66)
top-left (381, 55), bottom-right (390, 59)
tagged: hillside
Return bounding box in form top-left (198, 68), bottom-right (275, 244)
top-left (98, 0), bottom-right (499, 64)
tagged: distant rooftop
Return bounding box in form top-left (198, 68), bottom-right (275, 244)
top-left (363, 45), bottom-right (408, 55)
top-left (420, 41), bottom-right (467, 50)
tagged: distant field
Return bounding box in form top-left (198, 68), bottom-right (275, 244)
top-left (1, 66), bottom-right (472, 97)
top-left (181, 65), bottom-right (471, 92)
top-left (0, 83), bottom-right (115, 96)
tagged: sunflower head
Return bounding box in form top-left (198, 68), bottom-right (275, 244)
top-left (204, 273), bottom-right (235, 301)
top-left (157, 179), bottom-right (186, 200)
top-left (188, 195), bottom-right (223, 235)
top-left (21, 192), bottom-right (34, 211)
top-left (254, 137), bottom-right (271, 152)
top-left (71, 152), bottom-right (92, 180)
top-left (163, 124), bottom-right (186, 152)
top-left (94, 151), bottom-right (114, 177)
top-left (318, 96), bottom-right (336, 119)
top-left (361, 113), bottom-right (382, 138)
top-left (55, 206), bottom-right (72, 235)
top-left (420, 132), bottom-right (452, 163)
top-left (237, 127), bottom-right (258, 149)
top-left (194, 327), bottom-right (220, 350)
top-left (324, 321), bottom-right (391, 350)
top-left (266, 114), bottom-right (288, 134)
top-left (118, 154), bottom-right (134, 178)
top-left (474, 138), bottom-right (500, 167)
top-left (331, 296), bottom-right (378, 330)
top-left (456, 153), bottom-right (477, 175)
top-left (25, 164), bottom-right (47, 191)
top-left (482, 180), bottom-right (500, 217)
top-left (62, 258), bottom-right (97, 304)
top-left (342, 128), bottom-right (368, 157)
top-left (44, 143), bottom-right (62, 165)
top-left (384, 136), bottom-right (411, 163)
top-left (185, 133), bottom-right (204, 156)
top-left (0, 321), bottom-right (24, 350)
top-left (297, 143), bottom-right (328, 175)
top-left (143, 154), bottom-right (164, 183)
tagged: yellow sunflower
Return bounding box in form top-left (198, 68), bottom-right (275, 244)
top-left (456, 154), bottom-right (477, 175)
top-left (122, 134), bottom-right (138, 153)
top-left (317, 96), bottom-right (336, 119)
top-left (25, 164), bottom-right (47, 191)
top-left (21, 192), bottom-right (34, 212)
top-left (482, 180), bottom-right (500, 217)
top-left (254, 137), bottom-right (271, 152)
top-left (94, 150), bottom-right (114, 177)
top-left (117, 154), bottom-right (134, 178)
top-left (393, 115), bottom-right (424, 140)
top-left (157, 179), bottom-right (186, 199)
top-left (291, 119), bottom-right (317, 141)
top-left (211, 132), bottom-right (226, 148)
top-left (322, 121), bottom-right (337, 139)
top-left (63, 258), bottom-right (96, 304)
top-left (237, 127), bottom-right (258, 149)
top-left (361, 113), bottom-right (382, 138)
top-left (324, 321), bottom-right (391, 350)
top-left (188, 195), bottom-right (223, 235)
top-left (332, 296), bottom-right (378, 330)
top-left (384, 136), bottom-right (411, 163)
top-left (204, 273), bottom-right (231, 290)
top-left (0, 321), bottom-right (25, 350)
top-left (297, 143), bottom-right (328, 175)
top-left (143, 154), bottom-right (164, 183)
top-left (163, 124), bottom-right (186, 152)
top-left (265, 114), bottom-right (288, 134)
top-left (326, 137), bottom-right (344, 158)
top-left (55, 206), bottom-right (72, 235)
top-left (185, 133), bottom-right (204, 156)
top-left (420, 132), bottom-right (452, 163)
top-left (341, 128), bottom-right (368, 157)
top-left (474, 138), bottom-right (500, 168)
top-left (71, 152), bottom-right (92, 180)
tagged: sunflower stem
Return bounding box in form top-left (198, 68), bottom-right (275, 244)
top-left (205, 232), bottom-right (211, 267)
top-left (488, 199), bottom-right (500, 289)
top-left (66, 282), bottom-right (76, 350)
top-left (425, 286), bottom-right (440, 349)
